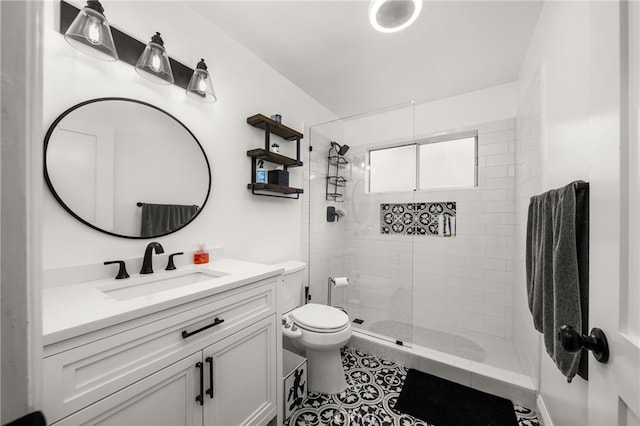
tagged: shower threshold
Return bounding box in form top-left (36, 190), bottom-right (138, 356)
top-left (349, 330), bottom-right (536, 409)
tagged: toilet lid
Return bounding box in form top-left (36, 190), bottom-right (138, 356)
top-left (291, 304), bottom-right (349, 333)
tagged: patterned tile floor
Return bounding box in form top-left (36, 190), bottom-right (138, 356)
top-left (285, 347), bottom-right (540, 426)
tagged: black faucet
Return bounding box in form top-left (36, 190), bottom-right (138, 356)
top-left (140, 242), bottom-right (164, 274)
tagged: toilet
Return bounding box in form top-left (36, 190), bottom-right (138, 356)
top-left (275, 261), bottom-right (352, 395)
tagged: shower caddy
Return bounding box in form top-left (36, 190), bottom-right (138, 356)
top-left (326, 142), bottom-right (348, 202)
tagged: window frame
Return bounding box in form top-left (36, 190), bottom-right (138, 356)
top-left (367, 130), bottom-right (478, 193)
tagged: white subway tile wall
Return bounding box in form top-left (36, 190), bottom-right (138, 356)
top-left (334, 119), bottom-right (515, 340)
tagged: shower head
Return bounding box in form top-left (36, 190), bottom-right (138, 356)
top-left (331, 141), bottom-right (350, 156)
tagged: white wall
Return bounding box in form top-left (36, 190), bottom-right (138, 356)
top-left (42, 1), bottom-right (334, 273)
top-left (516, 2), bottom-right (613, 425)
top-left (414, 82), bottom-right (518, 138)
top-left (343, 83), bottom-right (517, 146)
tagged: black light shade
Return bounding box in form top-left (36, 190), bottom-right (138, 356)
top-left (64, 0), bottom-right (118, 61)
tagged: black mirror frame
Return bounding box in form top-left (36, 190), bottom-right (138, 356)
top-left (43, 97), bottom-right (212, 239)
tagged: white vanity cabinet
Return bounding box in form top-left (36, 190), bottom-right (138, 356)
top-left (202, 316), bottom-right (276, 425)
top-left (43, 277), bottom-right (277, 426)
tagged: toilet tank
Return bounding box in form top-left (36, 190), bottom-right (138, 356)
top-left (272, 261), bottom-right (307, 314)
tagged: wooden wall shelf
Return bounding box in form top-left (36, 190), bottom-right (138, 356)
top-left (246, 114), bottom-right (304, 199)
top-left (247, 149), bottom-right (302, 167)
top-left (247, 114), bottom-right (303, 141)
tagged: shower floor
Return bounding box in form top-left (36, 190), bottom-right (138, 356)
top-left (343, 303), bottom-right (524, 374)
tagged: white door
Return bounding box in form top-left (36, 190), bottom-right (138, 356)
top-left (203, 316), bottom-right (277, 426)
top-left (47, 117), bottom-right (115, 230)
top-left (588, 1), bottom-right (640, 425)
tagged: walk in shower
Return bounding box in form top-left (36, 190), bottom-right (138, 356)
top-left (307, 101), bottom-right (536, 377)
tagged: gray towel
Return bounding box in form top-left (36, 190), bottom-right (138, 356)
top-left (140, 203), bottom-right (199, 237)
top-left (526, 182), bottom-right (586, 382)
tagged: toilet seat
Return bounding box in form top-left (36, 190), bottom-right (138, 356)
top-left (291, 303), bottom-right (349, 333)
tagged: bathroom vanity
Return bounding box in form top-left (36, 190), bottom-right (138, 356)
top-left (42, 259), bottom-right (282, 426)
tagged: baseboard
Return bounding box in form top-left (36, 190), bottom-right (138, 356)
top-left (536, 394), bottom-right (554, 426)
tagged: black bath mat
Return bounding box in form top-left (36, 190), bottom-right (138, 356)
top-left (394, 368), bottom-right (518, 426)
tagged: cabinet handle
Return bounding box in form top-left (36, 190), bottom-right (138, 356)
top-left (181, 318), bottom-right (225, 339)
top-left (206, 356), bottom-right (214, 399)
top-left (195, 362), bottom-right (204, 406)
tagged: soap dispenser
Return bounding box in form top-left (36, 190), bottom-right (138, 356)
top-left (193, 243), bottom-right (210, 264)
top-left (256, 160), bottom-right (266, 183)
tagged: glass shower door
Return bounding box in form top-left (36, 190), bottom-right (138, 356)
top-left (307, 102), bottom-right (415, 347)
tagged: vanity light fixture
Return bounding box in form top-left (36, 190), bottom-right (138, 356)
top-left (135, 32), bottom-right (175, 85)
top-left (63, 0), bottom-right (118, 61)
top-left (369, 0), bottom-right (422, 33)
top-left (60, 1), bottom-right (217, 98)
top-left (186, 59), bottom-right (217, 103)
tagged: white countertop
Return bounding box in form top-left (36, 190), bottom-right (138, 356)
top-left (42, 258), bottom-right (283, 346)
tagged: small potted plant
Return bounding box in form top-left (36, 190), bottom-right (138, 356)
top-left (270, 143), bottom-right (280, 153)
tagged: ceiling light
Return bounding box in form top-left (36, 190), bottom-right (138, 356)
top-left (186, 59), bottom-right (217, 103)
top-left (369, 0), bottom-right (422, 33)
top-left (135, 32), bottom-right (174, 85)
top-left (64, 0), bottom-right (118, 61)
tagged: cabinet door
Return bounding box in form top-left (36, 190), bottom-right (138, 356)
top-left (54, 353), bottom-right (203, 426)
top-left (203, 316), bottom-right (276, 426)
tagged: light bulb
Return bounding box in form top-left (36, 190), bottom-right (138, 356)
top-left (150, 53), bottom-right (161, 72)
top-left (84, 17), bottom-right (102, 45)
top-left (197, 76), bottom-right (207, 94)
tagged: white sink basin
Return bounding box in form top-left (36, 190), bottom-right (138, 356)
top-left (98, 269), bottom-right (228, 301)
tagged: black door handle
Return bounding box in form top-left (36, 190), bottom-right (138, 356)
top-left (558, 325), bottom-right (609, 363)
top-left (181, 318), bottom-right (225, 339)
top-left (195, 362), bottom-right (204, 406)
top-left (206, 356), bottom-right (214, 399)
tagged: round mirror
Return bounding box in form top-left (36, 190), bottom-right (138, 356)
top-left (44, 98), bottom-right (211, 239)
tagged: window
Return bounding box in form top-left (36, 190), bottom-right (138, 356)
top-left (369, 144), bottom-right (415, 192)
top-left (419, 136), bottom-right (476, 190)
top-left (368, 133), bottom-right (477, 192)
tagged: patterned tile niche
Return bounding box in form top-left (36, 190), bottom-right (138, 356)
top-left (380, 202), bottom-right (456, 236)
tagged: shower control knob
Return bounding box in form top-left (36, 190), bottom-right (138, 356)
top-left (558, 325), bottom-right (609, 363)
